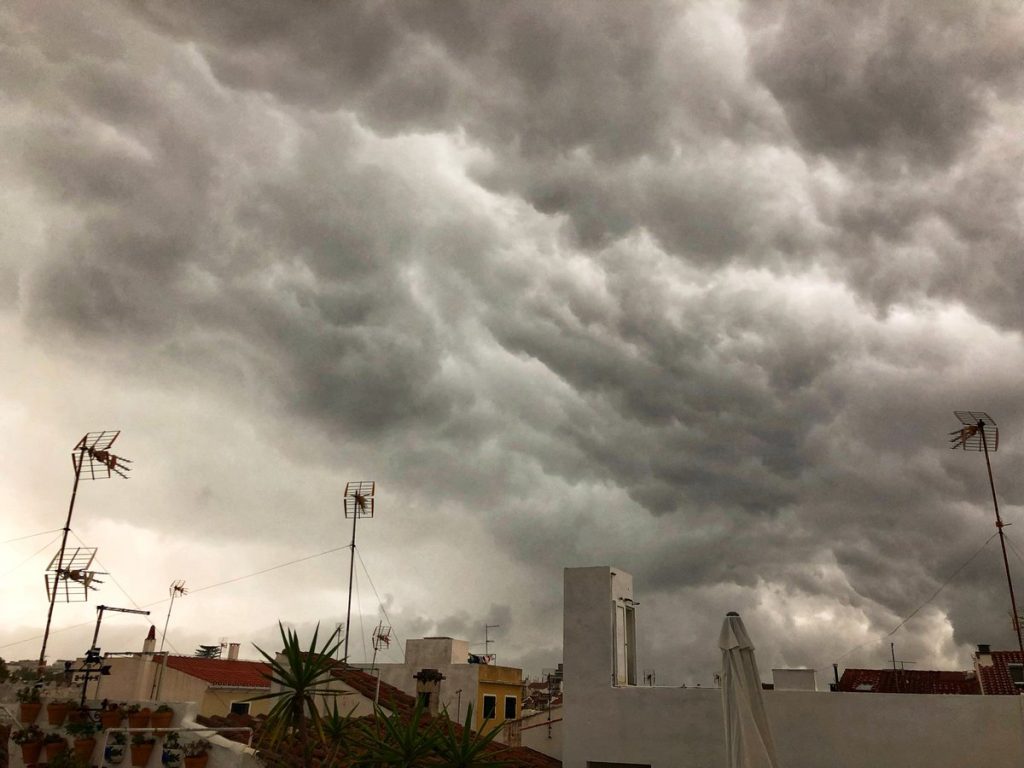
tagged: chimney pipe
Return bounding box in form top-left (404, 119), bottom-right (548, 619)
top-left (228, 643), bottom-right (240, 661)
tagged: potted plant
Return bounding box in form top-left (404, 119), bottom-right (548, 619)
top-left (43, 731), bottom-right (69, 760)
top-left (67, 718), bottom-right (99, 760)
top-left (12, 724), bottom-right (44, 764)
top-left (161, 731), bottom-right (183, 768)
top-left (131, 732), bottom-right (157, 767)
top-left (182, 738), bottom-right (211, 768)
top-left (66, 704), bottom-right (91, 725)
top-left (17, 686), bottom-right (42, 724)
top-left (100, 701), bottom-right (124, 729)
top-left (49, 747), bottom-right (91, 768)
top-left (151, 704), bottom-right (174, 729)
top-left (47, 698), bottom-right (71, 726)
top-left (126, 703), bottom-right (152, 728)
top-left (105, 730), bottom-right (127, 765)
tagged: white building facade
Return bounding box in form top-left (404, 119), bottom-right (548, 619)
top-left (563, 565), bottom-right (1024, 768)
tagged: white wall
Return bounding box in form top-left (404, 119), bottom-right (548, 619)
top-left (519, 705), bottom-right (563, 759)
top-left (564, 566), bottom-right (1024, 768)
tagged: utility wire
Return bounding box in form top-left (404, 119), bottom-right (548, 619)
top-left (187, 544), bottom-right (349, 595)
top-left (836, 531), bottom-right (998, 663)
top-left (356, 547), bottom-right (405, 662)
top-left (2, 528), bottom-right (63, 545)
top-left (0, 534), bottom-right (61, 579)
top-left (2, 542), bottom-right (351, 653)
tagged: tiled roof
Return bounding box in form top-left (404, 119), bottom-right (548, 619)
top-left (976, 651), bottom-right (1024, 695)
top-left (838, 668), bottom-right (980, 695)
top-left (159, 656), bottom-right (271, 689)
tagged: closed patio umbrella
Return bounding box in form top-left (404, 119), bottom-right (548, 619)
top-left (720, 611), bottom-right (781, 768)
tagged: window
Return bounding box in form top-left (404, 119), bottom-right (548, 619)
top-left (504, 695), bottom-right (516, 720)
top-left (1009, 663), bottom-right (1024, 687)
top-left (229, 702), bottom-right (250, 715)
top-left (482, 694), bottom-right (496, 719)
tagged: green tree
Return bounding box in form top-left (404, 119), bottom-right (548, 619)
top-left (0, 656), bottom-right (9, 682)
top-left (249, 622), bottom-right (340, 768)
top-left (433, 705), bottom-right (508, 768)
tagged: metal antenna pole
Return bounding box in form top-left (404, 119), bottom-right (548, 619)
top-left (344, 511), bottom-right (358, 663)
top-left (155, 582), bottom-right (187, 699)
top-left (484, 624), bottom-right (500, 660)
top-left (979, 421), bottom-right (1024, 655)
top-left (39, 445), bottom-right (86, 672)
top-left (342, 481), bottom-right (375, 664)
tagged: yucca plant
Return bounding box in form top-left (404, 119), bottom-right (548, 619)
top-left (356, 700), bottom-right (437, 768)
top-left (434, 705), bottom-right (509, 768)
top-left (249, 622), bottom-right (341, 768)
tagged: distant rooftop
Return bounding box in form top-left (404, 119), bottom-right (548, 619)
top-left (838, 668), bottom-right (980, 695)
top-left (159, 656), bottom-right (271, 689)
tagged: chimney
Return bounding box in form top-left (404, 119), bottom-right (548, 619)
top-left (413, 668), bottom-right (445, 716)
top-left (976, 643), bottom-right (993, 669)
top-left (228, 643), bottom-right (240, 661)
top-left (143, 625), bottom-right (157, 655)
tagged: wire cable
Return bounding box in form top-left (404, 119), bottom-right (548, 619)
top-left (1, 533), bottom-right (61, 579)
top-left (186, 544), bottom-right (349, 596)
top-left (2, 529), bottom-right (63, 545)
top-left (836, 531), bottom-right (998, 663)
top-left (356, 547), bottom-right (405, 661)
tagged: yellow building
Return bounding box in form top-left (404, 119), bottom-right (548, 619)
top-left (359, 636), bottom-right (524, 733)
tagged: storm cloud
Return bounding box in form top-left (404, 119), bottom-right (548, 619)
top-left (3, 0), bottom-right (1024, 685)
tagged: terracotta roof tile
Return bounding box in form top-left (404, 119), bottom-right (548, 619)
top-left (976, 651), bottom-right (1024, 695)
top-left (159, 656), bottom-right (271, 689)
top-left (838, 668), bottom-right (980, 695)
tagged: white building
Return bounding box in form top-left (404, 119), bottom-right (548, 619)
top-left (563, 565), bottom-right (1024, 768)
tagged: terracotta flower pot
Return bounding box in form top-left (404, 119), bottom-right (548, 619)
top-left (132, 743), bottom-right (156, 767)
top-left (74, 737), bottom-right (97, 761)
top-left (184, 755), bottom-right (209, 768)
top-left (47, 702), bottom-right (70, 726)
top-left (151, 709), bottom-right (174, 728)
top-left (100, 709), bottom-right (124, 729)
top-left (67, 708), bottom-right (89, 725)
top-left (45, 739), bottom-right (68, 760)
top-left (20, 740), bottom-right (43, 764)
top-left (128, 709), bottom-right (152, 728)
top-left (19, 702), bottom-right (42, 724)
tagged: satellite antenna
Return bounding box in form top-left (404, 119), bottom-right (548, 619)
top-left (39, 431), bottom-right (132, 671)
top-left (343, 480), bottom-right (375, 663)
top-left (949, 411), bottom-right (1023, 654)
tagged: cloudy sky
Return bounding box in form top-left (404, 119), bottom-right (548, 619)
top-left (3, 1), bottom-right (1024, 687)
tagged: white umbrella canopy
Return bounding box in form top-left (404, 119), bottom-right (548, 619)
top-left (720, 611), bottom-right (781, 768)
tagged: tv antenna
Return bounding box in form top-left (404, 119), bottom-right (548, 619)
top-left (343, 480), bottom-right (375, 662)
top-left (39, 430), bottom-right (132, 671)
top-left (484, 624), bottom-right (500, 661)
top-left (370, 621), bottom-right (392, 706)
top-left (950, 411), bottom-right (1023, 654)
top-left (154, 580), bottom-right (188, 699)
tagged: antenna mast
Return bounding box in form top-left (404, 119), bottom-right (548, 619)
top-left (39, 430), bottom-right (131, 672)
top-left (950, 411), bottom-right (1024, 654)
top-left (342, 480), bottom-right (375, 663)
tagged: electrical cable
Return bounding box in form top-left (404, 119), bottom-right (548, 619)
top-left (356, 547), bottom-right (405, 661)
top-left (836, 531), bottom-right (998, 663)
top-left (0, 534), bottom-right (61, 579)
top-left (2, 529), bottom-right (63, 545)
top-left (185, 544), bottom-right (349, 596)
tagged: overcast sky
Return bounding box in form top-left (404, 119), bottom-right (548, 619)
top-left (3, 1), bottom-right (1024, 687)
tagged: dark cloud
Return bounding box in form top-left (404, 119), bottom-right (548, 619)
top-left (3, 0), bottom-right (1024, 687)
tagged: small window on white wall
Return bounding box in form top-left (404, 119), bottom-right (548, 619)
top-left (482, 694), bottom-right (497, 719)
top-left (230, 701), bottom-right (251, 715)
top-left (504, 695), bottom-right (516, 720)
